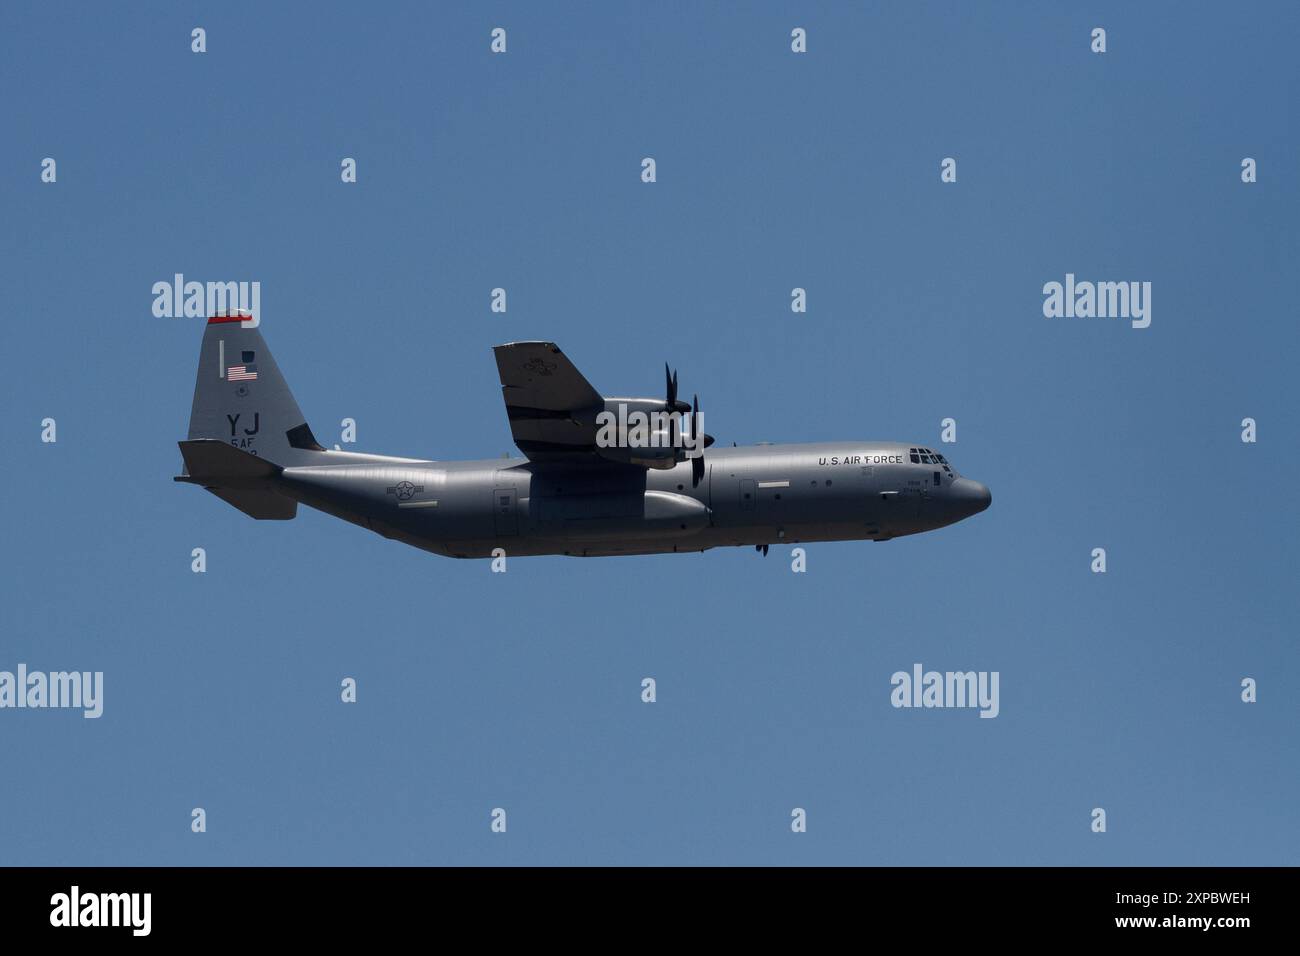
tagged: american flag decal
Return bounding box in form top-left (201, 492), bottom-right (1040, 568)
top-left (228, 364), bottom-right (258, 381)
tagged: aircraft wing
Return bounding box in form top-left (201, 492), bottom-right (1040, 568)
top-left (493, 341), bottom-right (606, 461)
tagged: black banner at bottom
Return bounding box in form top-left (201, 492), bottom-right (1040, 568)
top-left (0, 866), bottom-right (1280, 941)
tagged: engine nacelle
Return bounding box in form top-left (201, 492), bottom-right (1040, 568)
top-left (595, 396), bottom-right (691, 469)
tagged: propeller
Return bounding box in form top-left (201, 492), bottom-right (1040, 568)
top-left (664, 364), bottom-right (690, 413)
top-left (664, 362), bottom-right (691, 452)
top-left (665, 363), bottom-right (677, 448)
top-left (663, 363), bottom-right (713, 486)
top-left (691, 393), bottom-right (705, 487)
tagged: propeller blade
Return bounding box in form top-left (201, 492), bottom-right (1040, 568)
top-left (664, 363), bottom-right (677, 408)
top-left (663, 363), bottom-right (690, 413)
top-left (691, 393), bottom-right (705, 487)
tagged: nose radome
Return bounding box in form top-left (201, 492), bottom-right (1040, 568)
top-left (952, 478), bottom-right (992, 515)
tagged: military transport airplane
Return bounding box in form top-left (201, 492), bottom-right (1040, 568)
top-left (176, 318), bottom-right (991, 558)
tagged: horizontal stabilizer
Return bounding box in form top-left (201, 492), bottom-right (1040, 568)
top-left (174, 440), bottom-right (296, 520)
top-left (176, 439), bottom-right (280, 484)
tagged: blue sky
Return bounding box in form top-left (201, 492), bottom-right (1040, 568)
top-left (1, 1), bottom-right (1296, 865)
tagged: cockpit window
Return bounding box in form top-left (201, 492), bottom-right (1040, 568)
top-left (912, 447), bottom-right (954, 470)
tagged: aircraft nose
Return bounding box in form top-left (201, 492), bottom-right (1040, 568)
top-left (950, 478), bottom-right (992, 517)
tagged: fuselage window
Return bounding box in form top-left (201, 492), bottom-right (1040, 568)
top-left (933, 471), bottom-right (940, 486)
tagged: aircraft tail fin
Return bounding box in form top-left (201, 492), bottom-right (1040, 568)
top-left (174, 439), bottom-right (297, 519)
top-left (185, 316), bottom-right (328, 470)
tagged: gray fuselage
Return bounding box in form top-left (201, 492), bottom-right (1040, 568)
top-left (273, 441), bottom-right (992, 558)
